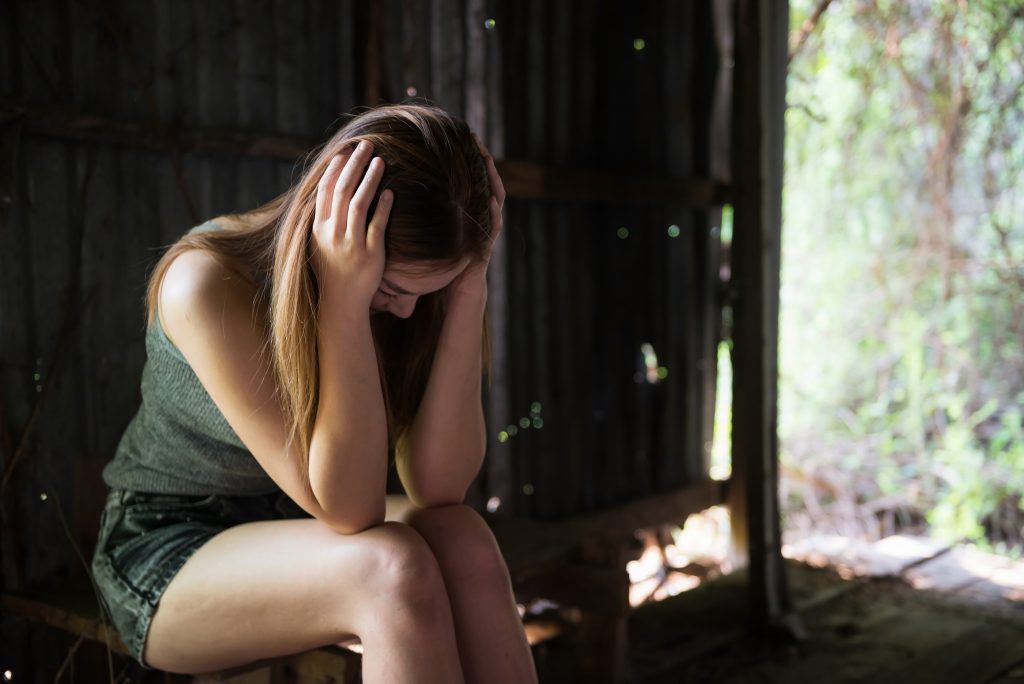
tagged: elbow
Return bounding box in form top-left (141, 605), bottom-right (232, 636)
top-left (406, 478), bottom-right (471, 508)
top-left (410, 489), bottom-right (466, 509)
top-left (308, 445), bottom-right (388, 534)
top-left (325, 514), bottom-right (386, 535)
top-left (312, 484), bottom-right (387, 535)
top-left (395, 441), bottom-right (484, 509)
top-left (320, 502), bottom-right (387, 535)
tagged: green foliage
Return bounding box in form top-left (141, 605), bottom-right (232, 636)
top-left (781, 0), bottom-right (1024, 549)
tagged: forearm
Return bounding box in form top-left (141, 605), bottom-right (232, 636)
top-left (308, 297), bottom-right (389, 531)
top-left (398, 287), bottom-right (488, 506)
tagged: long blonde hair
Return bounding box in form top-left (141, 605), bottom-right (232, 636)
top-left (144, 104), bottom-right (493, 487)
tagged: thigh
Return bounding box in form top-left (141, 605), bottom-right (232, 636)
top-left (142, 517), bottom-right (433, 673)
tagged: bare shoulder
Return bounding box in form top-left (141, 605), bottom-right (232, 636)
top-left (159, 248), bottom-right (262, 350)
top-left (154, 247), bottom-right (331, 524)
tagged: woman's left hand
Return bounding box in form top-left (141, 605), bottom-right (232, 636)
top-left (451, 133), bottom-right (505, 299)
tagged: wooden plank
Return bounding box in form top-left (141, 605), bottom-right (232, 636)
top-left (233, 0), bottom-right (279, 214)
top-left (506, 200), bottom-right (536, 518)
top-left (0, 113), bottom-right (32, 625)
top-left (194, 0), bottom-right (241, 219)
top-left (306, 0), bottom-right (344, 129)
top-left (562, 479), bottom-right (727, 544)
top-left (556, 1), bottom-right (590, 515)
top-left (785, 533), bottom-right (951, 578)
top-left (484, 0), bottom-right (503, 147)
top-left (1, 0), bottom-right (19, 97)
top-left (485, 515), bottom-right (581, 584)
top-left (874, 622), bottom-right (1024, 684)
top-left (464, 0), bottom-right (486, 135)
top-left (774, 603), bottom-right (979, 683)
top-left (987, 658), bottom-right (1024, 684)
top-left (378, 0), bottom-right (404, 106)
top-left (430, 0), bottom-right (465, 116)
top-left (726, 0), bottom-right (793, 628)
top-left (500, 158), bottom-right (727, 208)
top-left (13, 0), bottom-right (60, 100)
top-left (334, 0), bottom-right (357, 118)
top-left (401, 0), bottom-right (432, 101)
top-left (273, 0), bottom-right (313, 137)
top-left (482, 0), bottom-right (513, 519)
top-left (905, 544), bottom-right (1024, 604)
top-left (0, 99), bottom-right (313, 159)
top-left (0, 113), bottom-right (19, 226)
top-left (526, 199), bottom-right (554, 517)
top-left (516, 560), bottom-right (629, 615)
top-left (107, 0), bottom-right (159, 123)
top-left (546, 203), bottom-right (578, 517)
top-left (522, 0), bottom-right (552, 517)
top-left (21, 137), bottom-right (81, 580)
top-left (689, 0), bottom-right (722, 483)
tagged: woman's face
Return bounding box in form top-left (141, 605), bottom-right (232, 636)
top-left (369, 258), bottom-right (470, 318)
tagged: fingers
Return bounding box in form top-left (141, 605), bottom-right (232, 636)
top-left (366, 188), bottom-right (393, 254)
top-left (348, 156), bottom-right (386, 247)
top-left (330, 140), bottom-right (376, 230)
top-left (488, 195), bottom-right (503, 246)
top-left (471, 133), bottom-right (506, 208)
top-left (315, 151), bottom-right (349, 224)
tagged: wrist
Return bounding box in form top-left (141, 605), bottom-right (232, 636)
top-left (450, 267), bottom-right (488, 301)
top-left (319, 288), bottom-right (373, 329)
top-left (449, 280), bottom-right (488, 308)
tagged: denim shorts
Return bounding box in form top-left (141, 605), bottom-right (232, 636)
top-left (90, 488), bottom-right (311, 669)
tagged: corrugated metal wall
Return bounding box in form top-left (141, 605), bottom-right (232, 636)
top-left (493, 1), bottom-right (721, 519)
top-left (0, 0), bottom-right (724, 678)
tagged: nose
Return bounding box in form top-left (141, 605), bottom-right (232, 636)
top-left (389, 295), bottom-right (418, 319)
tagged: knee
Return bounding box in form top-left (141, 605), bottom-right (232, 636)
top-left (407, 504), bottom-right (512, 589)
top-left (360, 522), bottom-right (450, 616)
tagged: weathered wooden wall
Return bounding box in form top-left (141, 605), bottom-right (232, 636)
top-left (0, 0), bottom-right (726, 679)
top-left (493, 0), bottom-right (722, 519)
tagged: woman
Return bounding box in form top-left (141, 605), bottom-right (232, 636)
top-left (90, 103), bottom-right (537, 683)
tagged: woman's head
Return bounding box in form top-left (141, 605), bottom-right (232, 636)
top-left (145, 103), bottom-right (494, 487)
top-left (334, 104), bottom-right (492, 269)
top-left (269, 103), bottom-right (494, 468)
top-left (282, 104), bottom-right (493, 298)
top-left (369, 258), bottom-right (470, 319)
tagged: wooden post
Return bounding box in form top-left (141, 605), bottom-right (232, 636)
top-left (727, 0), bottom-right (799, 632)
top-left (571, 541), bottom-right (633, 684)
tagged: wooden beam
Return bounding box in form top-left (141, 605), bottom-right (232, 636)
top-left (727, 0), bottom-right (794, 631)
top-left (2, 99), bottom-right (313, 160)
top-left (562, 479), bottom-right (728, 544)
top-left (1, 99), bottom-right (732, 208)
top-left (499, 159), bottom-right (732, 208)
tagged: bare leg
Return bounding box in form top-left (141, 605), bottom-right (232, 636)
top-left (143, 518), bottom-right (464, 683)
top-left (402, 503), bottom-right (538, 684)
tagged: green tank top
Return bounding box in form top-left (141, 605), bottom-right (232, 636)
top-left (101, 222), bottom-right (279, 496)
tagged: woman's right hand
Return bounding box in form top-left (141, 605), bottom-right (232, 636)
top-left (310, 140), bottom-right (393, 309)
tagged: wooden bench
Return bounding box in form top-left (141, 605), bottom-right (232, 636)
top-left (3, 516), bottom-right (584, 683)
top-left (6, 481), bottom-right (724, 682)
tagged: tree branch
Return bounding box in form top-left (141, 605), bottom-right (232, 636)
top-left (789, 0), bottom-right (836, 64)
